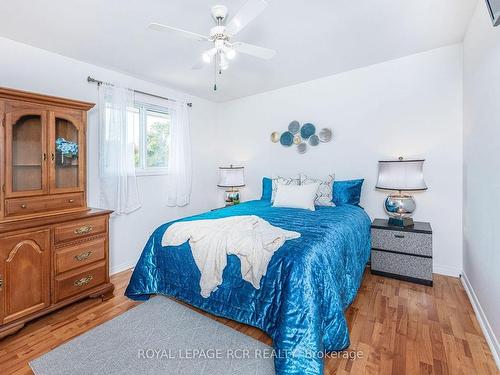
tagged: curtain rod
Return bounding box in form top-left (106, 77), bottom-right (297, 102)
top-left (87, 76), bottom-right (192, 107)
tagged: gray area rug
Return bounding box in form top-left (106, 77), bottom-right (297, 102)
top-left (30, 296), bottom-right (275, 375)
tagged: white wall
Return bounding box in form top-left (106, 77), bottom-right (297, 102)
top-left (216, 45), bottom-right (464, 276)
top-left (463, 2), bottom-right (500, 364)
top-left (0, 36), bottom-right (219, 273)
top-left (0, 37), bottom-right (465, 278)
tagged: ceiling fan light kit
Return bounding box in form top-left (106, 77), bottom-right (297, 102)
top-left (149, 0), bottom-right (276, 92)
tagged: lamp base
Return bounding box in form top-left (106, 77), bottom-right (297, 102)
top-left (388, 217), bottom-right (414, 227)
top-left (224, 189), bottom-right (240, 206)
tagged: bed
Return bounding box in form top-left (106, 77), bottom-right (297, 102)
top-left (125, 199), bottom-right (371, 374)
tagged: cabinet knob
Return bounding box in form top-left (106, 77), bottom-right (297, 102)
top-left (68, 199), bottom-right (75, 203)
top-left (20, 204), bottom-right (27, 209)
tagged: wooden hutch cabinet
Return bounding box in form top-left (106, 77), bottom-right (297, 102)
top-left (0, 87), bottom-right (113, 338)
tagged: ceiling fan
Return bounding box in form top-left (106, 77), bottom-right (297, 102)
top-left (149, 0), bottom-right (276, 91)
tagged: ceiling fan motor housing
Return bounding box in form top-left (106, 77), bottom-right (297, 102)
top-left (210, 26), bottom-right (229, 41)
top-left (211, 5), bottom-right (228, 21)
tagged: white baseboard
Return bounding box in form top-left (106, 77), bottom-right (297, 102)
top-left (433, 264), bottom-right (461, 277)
top-left (110, 262), bottom-right (135, 275)
top-left (461, 272), bottom-right (500, 370)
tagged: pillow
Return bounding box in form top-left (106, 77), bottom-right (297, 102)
top-left (261, 177), bottom-right (273, 201)
top-left (332, 179), bottom-right (364, 206)
top-left (272, 182), bottom-right (320, 211)
top-left (261, 176), bottom-right (300, 201)
top-left (300, 173), bottom-right (335, 206)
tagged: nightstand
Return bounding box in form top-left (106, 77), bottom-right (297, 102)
top-left (370, 219), bottom-right (433, 286)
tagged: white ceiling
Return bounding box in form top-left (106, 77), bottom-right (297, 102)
top-left (0, 0), bottom-right (477, 102)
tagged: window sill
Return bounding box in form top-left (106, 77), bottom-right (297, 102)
top-left (135, 169), bottom-right (168, 177)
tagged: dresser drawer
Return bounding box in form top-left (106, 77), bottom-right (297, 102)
top-left (371, 228), bottom-right (432, 257)
top-left (371, 250), bottom-right (432, 284)
top-left (54, 216), bottom-right (107, 244)
top-left (5, 193), bottom-right (85, 218)
top-left (54, 262), bottom-right (107, 303)
top-left (55, 236), bottom-right (106, 274)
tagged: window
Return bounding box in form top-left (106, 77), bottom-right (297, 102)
top-left (130, 103), bottom-right (171, 175)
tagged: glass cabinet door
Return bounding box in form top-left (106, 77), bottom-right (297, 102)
top-left (49, 112), bottom-right (84, 193)
top-left (5, 110), bottom-right (47, 196)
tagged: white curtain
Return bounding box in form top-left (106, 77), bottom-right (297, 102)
top-left (98, 84), bottom-right (141, 214)
top-left (166, 100), bottom-right (192, 207)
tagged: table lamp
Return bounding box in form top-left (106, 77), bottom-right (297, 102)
top-left (218, 165), bottom-right (245, 206)
top-left (376, 157), bottom-right (427, 227)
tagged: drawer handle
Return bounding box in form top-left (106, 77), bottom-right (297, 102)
top-left (394, 234), bottom-right (405, 239)
top-left (20, 204), bottom-right (27, 209)
top-left (69, 199), bottom-right (75, 203)
top-left (74, 251), bottom-right (92, 262)
top-left (74, 225), bottom-right (93, 235)
top-left (74, 275), bottom-right (93, 287)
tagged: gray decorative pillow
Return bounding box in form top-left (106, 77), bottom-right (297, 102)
top-left (300, 173), bottom-right (335, 206)
top-left (271, 176), bottom-right (300, 202)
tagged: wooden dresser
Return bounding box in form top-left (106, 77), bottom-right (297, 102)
top-left (0, 87), bottom-right (114, 339)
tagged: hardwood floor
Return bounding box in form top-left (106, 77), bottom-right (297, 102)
top-left (0, 268), bottom-right (498, 375)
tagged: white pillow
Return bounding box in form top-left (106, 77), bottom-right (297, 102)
top-left (300, 173), bottom-right (335, 207)
top-left (272, 182), bottom-right (320, 211)
top-left (271, 176), bottom-right (300, 202)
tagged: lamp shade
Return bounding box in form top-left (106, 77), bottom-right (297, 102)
top-left (217, 166), bottom-right (245, 188)
top-left (376, 159), bottom-right (427, 191)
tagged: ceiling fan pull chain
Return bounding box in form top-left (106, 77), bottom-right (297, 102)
top-left (213, 56), bottom-right (218, 91)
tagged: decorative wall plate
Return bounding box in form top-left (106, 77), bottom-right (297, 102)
top-left (318, 128), bottom-right (332, 143)
top-left (280, 131), bottom-right (294, 146)
top-left (273, 121), bottom-right (332, 153)
top-left (300, 123), bottom-right (316, 139)
top-left (271, 131), bottom-right (280, 143)
top-left (297, 142), bottom-right (307, 154)
top-left (288, 121), bottom-right (300, 134)
top-left (309, 134), bottom-right (320, 146)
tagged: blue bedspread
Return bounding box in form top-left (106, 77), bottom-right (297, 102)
top-left (125, 200), bottom-right (371, 374)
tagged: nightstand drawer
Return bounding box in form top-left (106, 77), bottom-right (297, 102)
top-left (372, 229), bottom-right (432, 257)
top-left (371, 250), bottom-right (432, 283)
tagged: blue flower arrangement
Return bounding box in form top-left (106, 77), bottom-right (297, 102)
top-left (56, 137), bottom-right (78, 158)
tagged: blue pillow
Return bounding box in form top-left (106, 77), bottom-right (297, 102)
top-left (261, 177), bottom-right (273, 201)
top-left (333, 179), bottom-right (364, 206)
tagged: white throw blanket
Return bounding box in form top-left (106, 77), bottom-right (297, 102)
top-left (162, 215), bottom-right (300, 298)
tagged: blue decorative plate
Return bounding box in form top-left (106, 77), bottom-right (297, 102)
top-left (309, 134), bottom-right (320, 146)
top-left (300, 123), bottom-right (316, 139)
top-left (288, 121), bottom-right (300, 134)
top-left (280, 131), bottom-right (294, 147)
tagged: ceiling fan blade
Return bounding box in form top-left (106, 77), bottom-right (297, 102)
top-left (233, 42), bottom-right (276, 60)
top-left (225, 0), bottom-right (268, 36)
top-left (149, 23), bottom-right (208, 42)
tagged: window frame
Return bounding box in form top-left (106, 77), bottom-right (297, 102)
top-left (133, 101), bottom-right (171, 176)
